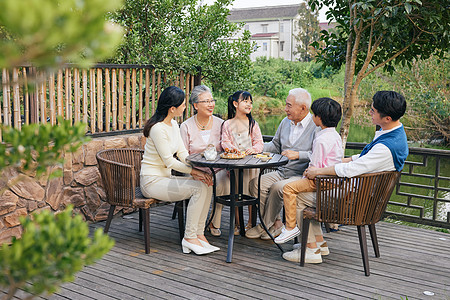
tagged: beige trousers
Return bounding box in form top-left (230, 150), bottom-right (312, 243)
top-left (295, 192), bottom-right (323, 244)
top-left (249, 171), bottom-right (302, 229)
top-left (140, 175), bottom-right (212, 239)
top-left (210, 169), bottom-right (230, 228)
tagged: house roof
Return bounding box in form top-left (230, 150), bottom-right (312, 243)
top-left (228, 5), bottom-right (300, 22)
top-left (319, 22), bottom-right (337, 31)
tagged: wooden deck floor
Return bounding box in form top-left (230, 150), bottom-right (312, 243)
top-left (4, 204), bottom-right (450, 299)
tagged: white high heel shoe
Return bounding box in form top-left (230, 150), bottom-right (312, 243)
top-left (199, 240), bottom-right (220, 252)
top-left (182, 238), bottom-right (214, 255)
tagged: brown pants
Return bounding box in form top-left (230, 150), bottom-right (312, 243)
top-left (295, 192), bottom-right (323, 244)
top-left (282, 178), bottom-right (316, 229)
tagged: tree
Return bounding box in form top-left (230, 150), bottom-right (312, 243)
top-left (109, 0), bottom-right (254, 93)
top-left (0, 206), bottom-right (114, 300)
top-left (295, 3), bottom-right (321, 62)
top-left (309, 0), bottom-right (449, 146)
top-left (0, 0), bottom-right (124, 182)
top-left (394, 55), bottom-right (449, 144)
top-left (0, 0), bottom-right (123, 298)
top-left (0, 0), bottom-right (124, 173)
top-left (0, 0), bottom-right (124, 69)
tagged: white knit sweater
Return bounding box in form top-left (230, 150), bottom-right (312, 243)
top-left (140, 119), bottom-right (192, 177)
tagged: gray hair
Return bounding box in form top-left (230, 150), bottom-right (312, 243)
top-left (189, 85), bottom-right (212, 106)
top-left (288, 88), bottom-right (312, 108)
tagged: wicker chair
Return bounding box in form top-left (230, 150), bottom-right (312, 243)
top-left (300, 171), bottom-right (401, 276)
top-left (96, 148), bottom-right (187, 254)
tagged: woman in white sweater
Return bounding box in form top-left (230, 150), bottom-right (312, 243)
top-left (140, 86), bottom-right (218, 255)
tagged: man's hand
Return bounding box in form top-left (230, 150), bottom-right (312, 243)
top-left (281, 149), bottom-right (299, 160)
top-left (342, 156), bottom-right (352, 163)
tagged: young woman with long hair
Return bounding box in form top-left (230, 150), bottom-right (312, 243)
top-left (140, 86), bottom-right (219, 255)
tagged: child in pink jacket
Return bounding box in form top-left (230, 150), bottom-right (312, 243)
top-left (221, 91), bottom-right (263, 233)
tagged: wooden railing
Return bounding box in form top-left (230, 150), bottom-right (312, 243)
top-left (0, 64), bottom-right (199, 140)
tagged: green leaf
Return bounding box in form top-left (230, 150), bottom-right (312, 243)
top-left (0, 206), bottom-right (114, 298)
top-left (0, 0), bottom-right (124, 69)
top-left (405, 2), bottom-right (412, 14)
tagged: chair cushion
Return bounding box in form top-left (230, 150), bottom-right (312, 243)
top-left (133, 188), bottom-right (157, 209)
top-left (303, 207), bottom-right (317, 219)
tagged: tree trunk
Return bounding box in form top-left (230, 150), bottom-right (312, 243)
top-left (193, 66), bottom-right (202, 87)
top-left (339, 88), bottom-right (358, 150)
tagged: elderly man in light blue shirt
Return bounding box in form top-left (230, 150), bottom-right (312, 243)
top-left (246, 88), bottom-right (320, 240)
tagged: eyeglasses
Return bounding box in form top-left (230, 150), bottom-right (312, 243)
top-left (197, 99), bottom-right (217, 104)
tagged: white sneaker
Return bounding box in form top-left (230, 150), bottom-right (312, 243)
top-left (293, 240), bottom-right (329, 256)
top-left (282, 247), bottom-right (322, 263)
top-left (274, 226), bottom-right (300, 244)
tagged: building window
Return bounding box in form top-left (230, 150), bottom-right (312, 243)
top-left (244, 24), bottom-right (249, 31)
top-left (280, 23), bottom-right (284, 33)
top-left (263, 42), bottom-right (267, 51)
top-left (262, 24), bottom-right (268, 33)
top-left (280, 41), bottom-right (284, 52)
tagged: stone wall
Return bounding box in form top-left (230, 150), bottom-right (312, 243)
top-left (0, 133), bottom-right (146, 244)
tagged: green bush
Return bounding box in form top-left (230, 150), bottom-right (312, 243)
top-left (308, 62), bottom-right (337, 79)
top-left (250, 57), bottom-right (315, 99)
top-left (0, 206), bottom-right (114, 299)
top-left (408, 89), bottom-right (449, 144)
top-left (251, 58), bottom-right (284, 97)
top-left (356, 55), bottom-right (449, 145)
top-left (275, 83), bottom-right (299, 101)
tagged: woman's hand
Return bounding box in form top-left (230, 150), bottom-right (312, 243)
top-left (245, 148), bottom-right (257, 155)
top-left (191, 168), bottom-right (213, 186)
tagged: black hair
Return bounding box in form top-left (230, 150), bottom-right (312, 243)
top-left (372, 91), bottom-right (406, 121)
top-left (143, 86), bottom-right (185, 137)
top-left (227, 90), bottom-right (255, 135)
top-left (311, 97), bottom-right (342, 128)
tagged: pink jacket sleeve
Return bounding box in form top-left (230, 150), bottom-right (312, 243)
top-left (179, 122), bottom-right (191, 154)
top-left (221, 120), bottom-right (238, 151)
top-left (251, 121), bottom-right (264, 153)
top-left (309, 141), bottom-right (326, 168)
